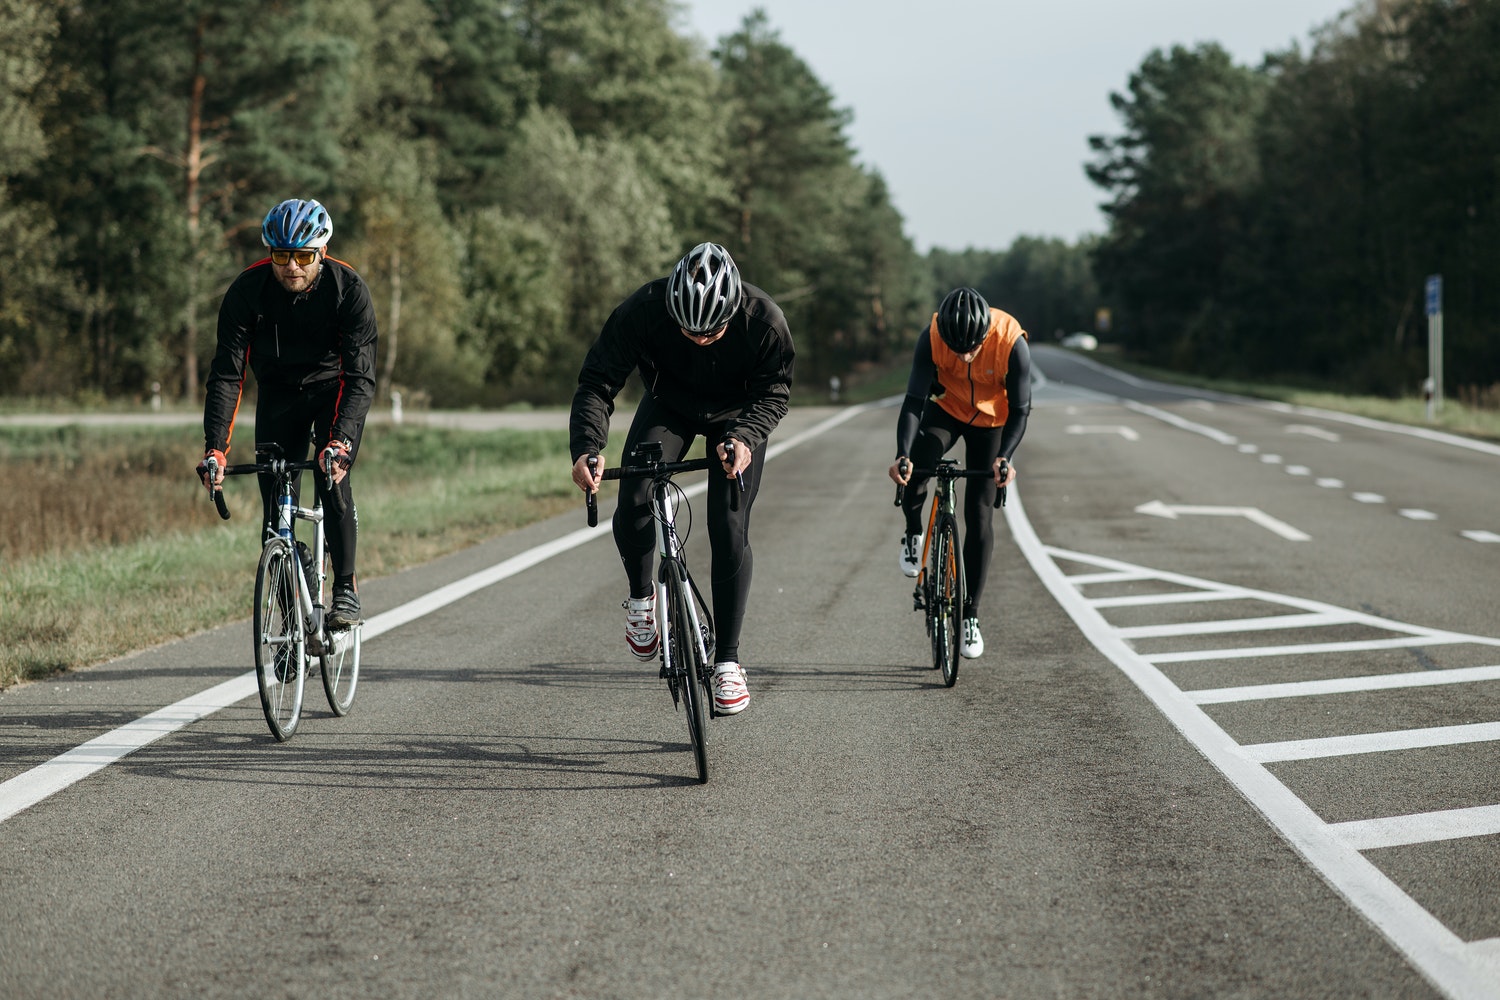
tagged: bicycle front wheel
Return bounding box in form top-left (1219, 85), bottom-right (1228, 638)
top-left (933, 519), bottom-right (962, 687)
top-left (667, 565), bottom-right (708, 784)
top-left (254, 540), bottom-right (306, 741)
top-left (320, 623), bottom-right (361, 716)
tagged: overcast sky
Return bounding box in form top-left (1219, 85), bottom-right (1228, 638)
top-left (679, 0), bottom-right (1357, 253)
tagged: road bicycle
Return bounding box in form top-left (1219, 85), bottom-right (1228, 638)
top-left (585, 441), bottom-right (742, 784)
top-left (201, 443), bottom-right (362, 741)
top-left (895, 458), bottom-right (1007, 687)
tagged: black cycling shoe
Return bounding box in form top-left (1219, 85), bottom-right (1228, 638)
top-left (327, 583), bottom-right (362, 630)
top-left (273, 651), bottom-right (299, 683)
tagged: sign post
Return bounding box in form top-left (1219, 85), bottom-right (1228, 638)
top-left (1425, 274), bottom-right (1443, 420)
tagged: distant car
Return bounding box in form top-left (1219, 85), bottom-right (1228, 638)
top-left (1060, 332), bottom-right (1097, 351)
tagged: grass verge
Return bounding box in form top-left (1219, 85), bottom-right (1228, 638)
top-left (0, 424), bottom-right (576, 690)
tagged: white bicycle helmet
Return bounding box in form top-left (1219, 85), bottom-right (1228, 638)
top-left (665, 242), bottom-right (742, 333)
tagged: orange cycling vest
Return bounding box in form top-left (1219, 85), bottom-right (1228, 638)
top-left (928, 307), bottom-right (1028, 427)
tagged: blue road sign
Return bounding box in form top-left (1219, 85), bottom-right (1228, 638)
top-left (1425, 274), bottom-right (1442, 316)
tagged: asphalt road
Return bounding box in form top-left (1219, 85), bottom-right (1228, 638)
top-left (2, 345), bottom-right (1496, 999)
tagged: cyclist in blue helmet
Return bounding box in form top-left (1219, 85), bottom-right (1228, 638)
top-left (198, 198), bottom-right (378, 630)
top-left (569, 241), bottom-right (795, 716)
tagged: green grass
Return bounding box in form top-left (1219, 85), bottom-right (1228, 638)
top-left (1089, 347), bottom-right (1500, 442)
top-left (0, 423), bottom-right (576, 689)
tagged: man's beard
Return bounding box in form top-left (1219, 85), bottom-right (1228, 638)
top-left (276, 262), bottom-right (321, 295)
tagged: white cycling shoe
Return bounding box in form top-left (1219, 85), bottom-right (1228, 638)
top-left (961, 618), bottom-right (984, 659)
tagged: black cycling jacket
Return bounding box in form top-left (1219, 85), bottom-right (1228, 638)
top-left (203, 257), bottom-right (379, 459)
top-left (569, 278), bottom-right (795, 461)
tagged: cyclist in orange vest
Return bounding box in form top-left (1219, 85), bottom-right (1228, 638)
top-left (888, 287), bottom-right (1032, 659)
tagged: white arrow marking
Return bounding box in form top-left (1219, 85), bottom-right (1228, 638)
top-left (1135, 500), bottom-right (1311, 541)
top-left (1286, 424), bottom-right (1342, 442)
top-left (1065, 424), bottom-right (1140, 441)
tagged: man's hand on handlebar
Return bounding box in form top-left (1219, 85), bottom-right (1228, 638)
top-left (198, 449), bottom-right (227, 492)
top-left (318, 439), bottom-right (353, 485)
top-left (994, 457), bottom-right (1015, 488)
top-left (572, 453), bottom-right (603, 494)
top-left (888, 457), bottom-right (911, 486)
top-left (717, 437), bottom-right (750, 479)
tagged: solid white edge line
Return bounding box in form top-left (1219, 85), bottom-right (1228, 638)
top-left (1003, 485), bottom-right (1497, 1000)
top-left (0, 402), bottom-right (883, 825)
top-left (0, 674), bottom-right (257, 823)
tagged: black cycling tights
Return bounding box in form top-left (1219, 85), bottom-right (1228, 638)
top-left (253, 381), bottom-right (361, 583)
top-left (613, 397), bottom-right (764, 664)
top-left (900, 408), bottom-right (1004, 619)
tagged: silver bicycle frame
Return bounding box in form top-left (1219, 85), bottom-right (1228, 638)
top-left (652, 479), bottom-right (712, 672)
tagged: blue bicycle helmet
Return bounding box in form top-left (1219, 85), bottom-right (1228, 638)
top-left (261, 199), bottom-right (333, 249)
top-left (666, 242), bottom-right (742, 333)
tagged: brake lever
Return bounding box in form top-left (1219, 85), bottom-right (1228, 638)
top-left (585, 454), bottom-right (600, 527)
top-left (994, 459), bottom-right (1010, 509)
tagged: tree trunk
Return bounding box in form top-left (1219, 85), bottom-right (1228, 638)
top-left (182, 16), bottom-right (207, 403)
top-left (378, 245), bottom-right (401, 402)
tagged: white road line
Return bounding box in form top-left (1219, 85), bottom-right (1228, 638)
top-left (1122, 400), bottom-right (1239, 446)
top-left (1316, 478), bottom-right (1345, 488)
top-left (1005, 491), bottom-right (1500, 1000)
top-left (1353, 492), bottom-right (1386, 504)
top-left (1006, 494), bottom-right (1500, 1000)
top-left (1144, 634), bottom-right (1477, 664)
top-left (1286, 424), bottom-right (1342, 442)
top-left (1330, 804), bottom-right (1500, 851)
top-left (0, 403), bottom-right (876, 826)
top-left (1065, 424), bottom-right (1140, 440)
top-left (1116, 612), bottom-right (1351, 640)
top-left (1462, 530), bottom-right (1500, 543)
top-left (1065, 570), bottom-right (1156, 585)
top-left (1400, 509), bottom-right (1439, 521)
top-left (1241, 722), bottom-right (1500, 763)
top-left (1089, 591), bottom-right (1245, 609)
top-left (1188, 664), bottom-right (1500, 704)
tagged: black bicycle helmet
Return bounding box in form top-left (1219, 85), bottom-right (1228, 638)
top-left (935, 286), bottom-right (992, 354)
top-left (666, 242), bottom-right (742, 333)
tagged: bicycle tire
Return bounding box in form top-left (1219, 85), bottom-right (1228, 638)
top-left (934, 519), bottom-right (962, 687)
top-left (668, 564), bottom-right (708, 783)
top-left (320, 622), bottom-right (361, 716)
top-left (254, 540), bottom-right (305, 741)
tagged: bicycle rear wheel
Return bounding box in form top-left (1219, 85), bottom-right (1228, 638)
top-left (933, 519), bottom-right (962, 687)
top-left (320, 623), bottom-right (361, 716)
top-left (667, 565), bottom-right (708, 783)
top-left (254, 540), bottom-right (305, 741)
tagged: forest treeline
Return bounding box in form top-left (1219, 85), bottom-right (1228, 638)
top-left (1088, 0), bottom-right (1500, 399)
top-left (0, 0), bottom-right (1493, 407)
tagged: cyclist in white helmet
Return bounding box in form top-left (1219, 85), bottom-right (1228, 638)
top-left (570, 242), bottom-right (795, 715)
